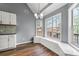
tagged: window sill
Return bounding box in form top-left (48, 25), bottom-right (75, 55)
top-left (69, 43), bottom-right (79, 51)
top-left (59, 42), bottom-right (79, 56)
top-left (34, 36), bottom-right (79, 56)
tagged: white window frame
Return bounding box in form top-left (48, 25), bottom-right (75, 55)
top-left (36, 19), bottom-right (43, 36)
top-left (68, 3), bottom-right (79, 50)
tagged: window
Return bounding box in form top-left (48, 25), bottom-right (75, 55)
top-left (36, 20), bottom-right (43, 36)
top-left (71, 5), bottom-right (79, 48)
top-left (45, 13), bottom-right (61, 40)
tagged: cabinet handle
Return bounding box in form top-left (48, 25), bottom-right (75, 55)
top-left (8, 37), bottom-right (9, 48)
top-left (8, 37), bottom-right (9, 42)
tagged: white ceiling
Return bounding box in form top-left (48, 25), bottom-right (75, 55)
top-left (27, 3), bottom-right (67, 17)
top-left (41, 3), bottom-right (67, 16)
top-left (27, 3), bottom-right (48, 13)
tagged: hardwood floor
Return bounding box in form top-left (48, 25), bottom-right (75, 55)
top-left (0, 43), bottom-right (58, 56)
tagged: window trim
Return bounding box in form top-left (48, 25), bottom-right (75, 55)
top-left (68, 3), bottom-right (79, 51)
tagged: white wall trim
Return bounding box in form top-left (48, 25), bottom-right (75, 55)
top-left (68, 3), bottom-right (79, 50)
top-left (16, 41), bottom-right (32, 45)
top-left (68, 3), bottom-right (78, 43)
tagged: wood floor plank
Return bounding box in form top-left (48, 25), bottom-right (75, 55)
top-left (0, 43), bottom-right (58, 56)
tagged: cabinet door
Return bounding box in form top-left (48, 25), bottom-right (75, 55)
top-left (0, 35), bottom-right (8, 50)
top-left (2, 11), bottom-right (10, 24)
top-left (8, 35), bottom-right (16, 48)
top-left (0, 11), bottom-right (2, 24)
top-left (6, 12), bottom-right (10, 24)
top-left (10, 14), bottom-right (16, 25)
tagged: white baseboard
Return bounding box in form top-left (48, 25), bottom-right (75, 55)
top-left (0, 47), bottom-right (16, 51)
top-left (16, 41), bottom-right (32, 45)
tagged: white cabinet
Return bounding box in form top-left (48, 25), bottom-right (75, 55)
top-left (0, 11), bottom-right (16, 25)
top-left (8, 35), bottom-right (16, 48)
top-left (0, 35), bottom-right (16, 51)
top-left (2, 11), bottom-right (9, 24)
top-left (2, 11), bottom-right (12, 24)
top-left (0, 35), bottom-right (8, 50)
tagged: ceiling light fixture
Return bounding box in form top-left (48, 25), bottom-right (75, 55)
top-left (34, 3), bottom-right (43, 20)
top-left (34, 13), bottom-right (43, 19)
top-left (34, 13), bottom-right (38, 19)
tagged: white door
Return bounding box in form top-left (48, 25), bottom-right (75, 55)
top-left (8, 35), bottom-right (16, 48)
top-left (0, 35), bottom-right (8, 50)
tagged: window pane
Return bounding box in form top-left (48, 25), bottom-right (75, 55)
top-left (72, 5), bottom-right (79, 48)
top-left (46, 18), bottom-right (53, 38)
top-left (52, 14), bottom-right (61, 39)
top-left (36, 20), bottom-right (43, 36)
top-left (53, 16), bottom-right (57, 27)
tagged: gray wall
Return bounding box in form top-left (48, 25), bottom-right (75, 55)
top-left (0, 3), bottom-right (35, 44)
top-left (44, 4), bottom-right (73, 43)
